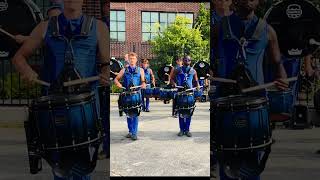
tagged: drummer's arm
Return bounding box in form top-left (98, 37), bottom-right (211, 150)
top-left (150, 69), bottom-right (156, 87)
top-left (140, 68), bottom-right (146, 89)
top-left (267, 25), bottom-right (288, 89)
top-left (114, 69), bottom-right (124, 89)
top-left (194, 71), bottom-right (201, 89)
top-left (97, 20), bottom-right (110, 86)
top-left (304, 54), bottom-right (316, 77)
top-left (169, 69), bottom-right (177, 87)
top-left (12, 21), bottom-right (48, 83)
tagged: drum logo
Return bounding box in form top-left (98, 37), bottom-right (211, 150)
top-left (0, 51), bottom-right (9, 58)
top-left (286, 4), bottom-right (302, 19)
top-left (0, 0), bottom-right (8, 12)
top-left (234, 117), bottom-right (248, 128)
top-left (199, 62), bottom-right (205, 68)
top-left (164, 67), bottom-right (170, 72)
top-left (288, 48), bottom-right (302, 56)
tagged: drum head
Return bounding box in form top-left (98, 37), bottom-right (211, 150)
top-left (212, 95), bottom-right (268, 110)
top-left (265, 0), bottom-right (320, 58)
top-left (33, 92), bottom-right (95, 107)
top-left (110, 58), bottom-right (123, 79)
top-left (157, 65), bottom-right (173, 83)
top-left (0, 0), bottom-right (43, 58)
top-left (193, 60), bottom-right (209, 78)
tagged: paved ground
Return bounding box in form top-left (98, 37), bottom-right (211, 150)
top-left (0, 128), bottom-right (108, 180)
top-left (110, 98), bottom-right (210, 176)
top-left (212, 127), bottom-right (320, 179)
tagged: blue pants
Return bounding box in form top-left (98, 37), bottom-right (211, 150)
top-left (179, 117), bottom-right (191, 132)
top-left (127, 116), bottom-right (138, 135)
top-left (142, 96), bottom-right (150, 110)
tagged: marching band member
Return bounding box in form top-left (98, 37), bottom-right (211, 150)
top-left (141, 58), bottom-right (156, 112)
top-left (169, 57), bottom-right (183, 117)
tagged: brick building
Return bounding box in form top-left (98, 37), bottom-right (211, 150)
top-left (110, 2), bottom-right (204, 60)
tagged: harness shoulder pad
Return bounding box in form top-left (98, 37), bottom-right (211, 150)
top-left (251, 18), bottom-right (267, 40)
top-left (50, 16), bottom-right (60, 37)
top-left (80, 15), bottom-right (94, 36)
top-left (221, 16), bottom-right (232, 40)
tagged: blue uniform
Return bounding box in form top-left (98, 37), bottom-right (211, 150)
top-left (213, 14), bottom-right (269, 180)
top-left (123, 66), bottom-right (142, 136)
top-left (175, 65), bottom-right (196, 132)
top-left (142, 67), bottom-right (152, 111)
top-left (43, 13), bottom-right (99, 180)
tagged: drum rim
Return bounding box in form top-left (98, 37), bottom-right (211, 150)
top-left (212, 95), bottom-right (268, 109)
top-left (213, 138), bottom-right (272, 151)
top-left (33, 92), bottom-right (95, 106)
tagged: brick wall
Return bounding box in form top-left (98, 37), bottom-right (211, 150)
top-left (110, 2), bottom-right (200, 43)
top-left (83, 0), bottom-right (108, 19)
top-left (110, 2), bottom-right (202, 59)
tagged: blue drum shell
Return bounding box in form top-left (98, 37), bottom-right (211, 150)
top-left (153, 87), bottom-right (161, 98)
top-left (267, 89), bottom-right (293, 114)
top-left (32, 92), bottom-right (100, 150)
top-left (144, 88), bottom-right (154, 98)
top-left (194, 90), bottom-right (203, 98)
top-left (121, 91), bottom-right (142, 108)
top-left (212, 96), bottom-right (271, 151)
top-left (160, 89), bottom-right (177, 100)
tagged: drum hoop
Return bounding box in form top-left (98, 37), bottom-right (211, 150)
top-left (177, 105), bottom-right (196, 110)
top-left (43, 135), bottom-right (104, 151)
top-left (121, 91), bottom-right (140, 96)
top-left (212, 96), bottom-right (268, 110)
top-left (214, 139), bottom-right (272, 151)
top-left (32, 92), bottom-right (95, 108)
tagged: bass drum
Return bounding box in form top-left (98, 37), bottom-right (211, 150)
top-left (193, 60), bottom-right (210, 79)
top-left (0, 0), bottom-right (43, 59)
top-left (157, 64), bottom-right (173, 83)
top-left (264, 0), bottom-right (320, 58)
top-left (110, 58), bottom-right (123, 80)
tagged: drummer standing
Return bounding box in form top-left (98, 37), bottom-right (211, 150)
top-left (114, 52), bottom-right (147, 140)
top-left (141, 58), bottom-right (156, 112)
top-left (212, 0), bottom-right (289, 179)
top-left (12, 0), bottom-right (109, 179)
top-left (170, 55), bottom-right (200, 137)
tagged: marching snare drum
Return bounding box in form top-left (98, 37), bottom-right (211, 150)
top-left (176, 91), bottom-right (196, 118)
top-left (211, 95), bottom-right (271, 151)
top-left (159, 88), bottom-right (177, 101)
top-left (267, 88), bottom-right (294, 115)
top-left (119, 90), bottom-right (142, 117)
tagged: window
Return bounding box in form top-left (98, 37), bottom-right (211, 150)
top-left (142, 12), bottom-right (194, 42)
top-left (110, 10), bottom-right (126, 42)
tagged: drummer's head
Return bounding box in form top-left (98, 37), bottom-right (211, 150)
top-left (183, 56), bottom-right (192, 66)
top-left (128, 52), bottom-right (138, 67)
top-left (213, 0), bottom-right (233, 12)
top-left (64, 0), bottom-right (83, 11)
top-left (141, 59), bottom-right (149, 69)
top-left (234, 0), bottom-right (261, 17)
top-left (176, 57), bottom-right (183, 66)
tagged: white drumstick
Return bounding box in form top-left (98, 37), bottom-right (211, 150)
top-left (130, 86), bottom-right (142, 90)
top-left (241, 76), bottom-right (298, 93)
top-left (0, 28), bottom-right (15, 40)
top-left (34, 79), bottom-right (50, 87)
top-left (63, 76), bottom-right (100, 87)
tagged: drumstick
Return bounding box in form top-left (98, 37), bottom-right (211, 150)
top-left (207, 75), bottom-right (237, 83)
top-left (34, 79), bottom-right (50, 87)
top-left (0, 28), bottom-right (15, 40)
top-left (63, 76), bottom-right (100, 87)
top-left (130, 85), bottom-right (141, 90)
top-left (241, 76), bottom-right (298, 93)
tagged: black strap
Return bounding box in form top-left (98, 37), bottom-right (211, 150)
top-left (50, 16), bottom-right (60, 37)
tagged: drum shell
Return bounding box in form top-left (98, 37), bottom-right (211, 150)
top-left (160, 89), bottom-right (177, 100)
top-left (176, 92), bottom-right (195, 118)
top-left (30, 94), bottom-right (100, 150)
top-left (142, 88), bottom-right (154, 98)
top-left (194, 89), bottom-right (203, 99)
top-left (153, 87), bottom-right (161, 98)
top-left (119, 91), bottom-right (142, 117)
top-left (212, 96), bottom-right (271, 151)
top-left (267, 89), bottom-right (294, 114)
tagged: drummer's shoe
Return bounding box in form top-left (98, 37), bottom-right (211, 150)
top-left (185, 131), bottom-right (192, 137)
top-left (145, 109), bottom-right (150, 112)
top-left (131, 135), bottom-right (138, 140)
top-left (177, 131), bottom-right (184, 136)
top-left (126, 133), bottom-right (132, 138)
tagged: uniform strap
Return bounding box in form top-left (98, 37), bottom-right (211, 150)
top-left (80, 15), bottom-right (94, 36)
top-left (50, 16), bottom-right (60, 37)
top-left (251, 18), bottom-right (267, 40)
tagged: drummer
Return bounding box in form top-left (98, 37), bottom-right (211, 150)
top-left (114, 52), bottom-right (147, 140)
top-left (14, 0), bottom-right (64, 44)
top-left (11, 0), bottom-right (109, 179)
top-left (212, 0), bottom-right (289, 179)
top-left (170, 55), bottom-right (200, 137)
top-left (141, 58), bottom-right (156, 112)
top-left (169, 57), bottom-right (183, 117)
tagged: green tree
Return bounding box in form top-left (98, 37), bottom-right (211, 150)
top-left (195, 3), bottom-right (210, 41)
top-left (151, 16), bottom-right (209, 65)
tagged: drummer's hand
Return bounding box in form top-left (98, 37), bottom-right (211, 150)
top-left (99, 73), bottom-right (110, 86)
top-left (22, 70), bottom-right (39, 86)
top-left (274, 78), bottom-right (289, 91)
top-left (197, 85), bottom-right (201, 90)
top-left (14, 35), bottom-right (28, 44)
top-left (141, 82), bottom-right (147, 89)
